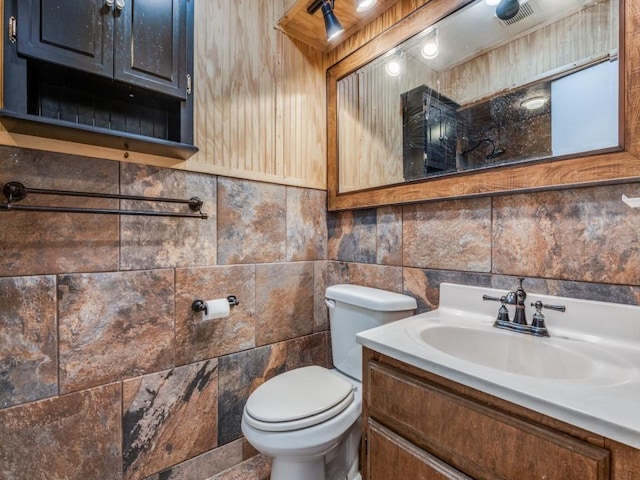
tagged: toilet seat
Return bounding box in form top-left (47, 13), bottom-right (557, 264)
top-left (244, 366), bottom-right (355, 432)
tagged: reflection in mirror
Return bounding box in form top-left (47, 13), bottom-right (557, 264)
top-left (337, 0), bottom-right (619, 193)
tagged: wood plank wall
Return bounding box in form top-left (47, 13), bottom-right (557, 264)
top-left (439, 0), bottom-right (617, 105)
top-left (325, 0), bottom-right (432, 69)
top-left (186, 0), bottom-right (326, 189)
top-left (339, 55), bottom-right (436, 192)
top-left (0, 0), bottom-right (327, 190)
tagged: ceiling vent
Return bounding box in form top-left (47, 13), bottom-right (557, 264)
top-left (499, 1), bottom-right (535, 26)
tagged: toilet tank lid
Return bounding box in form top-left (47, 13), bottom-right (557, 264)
top-left (325, 284), bottom-right (417, 311)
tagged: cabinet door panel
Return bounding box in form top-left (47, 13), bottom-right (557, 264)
top-left (114, 0), bottom-right (187, 99)
top-left (367, 361), bottom-right (610, 480)
top-left (368, 420), bottom-right (472, 480)
top-left (17, 0), bottom-right (114, 77)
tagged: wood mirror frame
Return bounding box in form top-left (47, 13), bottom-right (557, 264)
top-left (327, 0), bottom-right (638, 211)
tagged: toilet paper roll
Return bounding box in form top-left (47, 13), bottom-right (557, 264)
top-left (202, 298), bottom-right (231, 321)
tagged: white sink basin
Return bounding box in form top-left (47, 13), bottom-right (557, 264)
top-left (418, 324), bottom-right (595, 380)
top-left (356, 282), bottom-right (640, 449)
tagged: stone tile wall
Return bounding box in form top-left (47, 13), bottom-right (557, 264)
top-left (0, 146), bottom-right (330, 480)
top-left (328, 183), bottom-right (640, 311)
top-left (5, 143), bottom-right (639, 480)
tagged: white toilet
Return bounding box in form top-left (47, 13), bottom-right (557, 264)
top-left (241, 284), bottom-right (417, 480)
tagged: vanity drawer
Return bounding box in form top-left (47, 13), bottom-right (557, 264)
top-left (367, 419), bottom-right (472, 480)
top-left (367, 361), bottom-right (610, 480)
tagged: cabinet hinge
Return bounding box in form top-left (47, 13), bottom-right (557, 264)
top-left (8, 16), bottom-right (17, 44)
top-left (186, 74), bottom-right (192, 95)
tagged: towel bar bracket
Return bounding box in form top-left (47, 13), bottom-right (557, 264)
top-left (3, 182), bottom-right (27, 203)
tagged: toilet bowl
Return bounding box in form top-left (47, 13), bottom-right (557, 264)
top-left (241, 366), bottom-right (362, 480)
top-left (241, 284), bottom-right (417, 480)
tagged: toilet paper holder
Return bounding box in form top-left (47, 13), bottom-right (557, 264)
top-left (192, 296), bottom-right (239, 314)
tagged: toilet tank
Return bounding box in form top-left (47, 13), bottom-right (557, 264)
top-left (325, 284), bottom-right (417, 381)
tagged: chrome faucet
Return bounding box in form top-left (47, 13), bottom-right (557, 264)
top-left (482, 277), bottom-right (566, 337)
top-left (511, 277), bottom-right (527, 326)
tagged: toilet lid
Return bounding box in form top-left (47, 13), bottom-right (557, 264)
top-left (245, 366), bottom-right (355, 429)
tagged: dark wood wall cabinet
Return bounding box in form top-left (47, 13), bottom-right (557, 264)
top-left (362, 348), bottom-right (640, 480)
top-left (402, 85), bottom-right (459, 180)
top-left (3, 0), bottom-right (197, 159)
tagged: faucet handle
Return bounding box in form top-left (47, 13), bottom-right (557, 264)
top-left (534, 301), bottom-right (566, 313)
top-left (496, 296), bottom-right (510, 323)
top-left (529, 300), bottom-right (565, 337)
top-left (531, 300), bottom-right (566, 313)
top-left (483, 294), bottom-right (511, 324)
top-left (530, 301), bottom-right (549, 336)
top-left (482, 294), bottom-right (501, 302)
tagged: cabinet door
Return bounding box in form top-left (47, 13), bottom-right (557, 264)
top-left (367, 361), bottom-right (610, 480)
top-left (114, 0), bottom-right (188, 99)
top-left (367, 420), bottom-right (472, 480)
top-left (17, 0), bottom-right (114, 78)
top-left (425, 102), bottom-right (457, 172)
top-left (401, 89), bottom-right (427, 180)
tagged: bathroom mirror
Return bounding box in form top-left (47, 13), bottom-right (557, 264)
top-left (327, 0), bottom-right (639, 210)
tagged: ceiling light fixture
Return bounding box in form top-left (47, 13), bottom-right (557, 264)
top-left (307, 0), bottom-right (344, 41)
top-left (421, 28), bottom-right (439, 60)
top-left (385, 59), bottom-right (401, 77)
top-left (385, 50), bottom-right (403, 77)
top-left (496, 0), bottom-right (520, 21)
top-left (356, 0), bottom-right (378, 12)
top-left (521, 96), bottom-right (548, 110)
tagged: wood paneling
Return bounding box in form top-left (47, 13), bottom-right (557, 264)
top-left (339, 54), bottom-right (436, 192)
top-left (184, 0), bottom-right (327, 189)
top-left (278, 0), bottom-right (403, 53)
top-left (439, 0), bottom-right (618, 105)
top-left (338, 69), bottom-right (401, 192)
top-left (0, 0), bottom-right (327, 190)
top-left (324, 0), bottom-right (439, 69)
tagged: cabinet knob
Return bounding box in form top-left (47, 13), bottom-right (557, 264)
top-left (105, 0), bottom-right (114, 7)
top-left (115, 0), bottom-right (125, 10)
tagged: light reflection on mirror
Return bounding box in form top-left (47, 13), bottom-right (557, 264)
top-left (337, 0), bottom-right (619, 193)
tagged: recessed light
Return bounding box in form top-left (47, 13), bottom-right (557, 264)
top-left (422, 42), bottom-right (439, 59)
top-left (521, 96), bottom-right (548, 110)
top-left (357, 0), bottom-right (377, 12)
top-left (421, 28), bottom-right (439, 60)
top-left (385, 60), bottom-right (401, 76)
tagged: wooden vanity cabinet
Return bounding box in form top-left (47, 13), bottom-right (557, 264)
top-left (362, 348), bottom-right (640, 480)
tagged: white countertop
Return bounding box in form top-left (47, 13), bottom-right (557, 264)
top-left (356, 283), bottom-right (640, 449)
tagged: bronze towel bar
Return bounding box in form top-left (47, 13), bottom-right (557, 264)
top-left (1, 181), bottom-right (208, 219)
